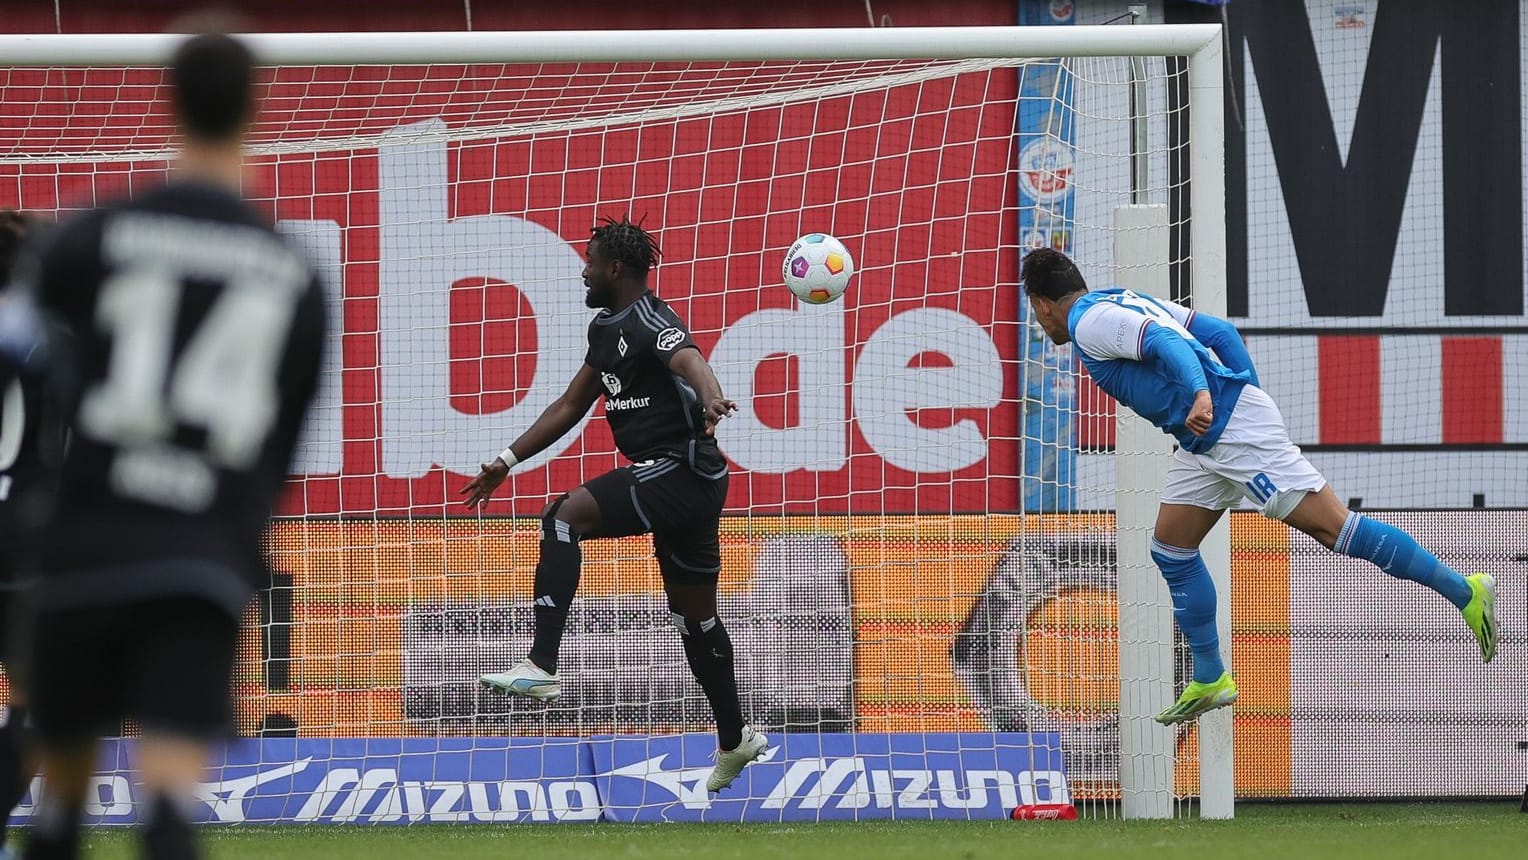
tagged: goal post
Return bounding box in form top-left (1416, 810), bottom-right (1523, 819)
top-left (0, 24), bottom-right (1228, 823)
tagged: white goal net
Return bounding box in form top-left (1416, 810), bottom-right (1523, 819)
top-left (0, 26), bottom-right (1231, 823)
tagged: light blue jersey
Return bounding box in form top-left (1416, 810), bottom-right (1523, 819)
top-left (1067, 288), bottom-right (1252, 453)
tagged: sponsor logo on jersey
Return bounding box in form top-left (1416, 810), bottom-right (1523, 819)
top-left (600, 372), bottom-right (622, 395)
top-left (1112, 317), bottom-right (1135, 355)
top-left (605, 396), bottom-right (651, 412)
top-left (656, 327), bottom-right (685, 352)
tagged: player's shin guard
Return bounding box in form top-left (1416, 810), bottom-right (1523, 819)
top-left (0, 705), bottom-right (32, 849)
top-left (675, 615), bottom-right (745, 751)
top-left (527, 505), bottom-right (582, 676)
top-left (141, 793), bottom-right (200, 860)
top-left (1150, 537), bottom-right (1225, 684)
top-left (1334, 512), bottom-right (1473, 609)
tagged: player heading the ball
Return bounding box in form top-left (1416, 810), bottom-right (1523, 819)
top-left (1020, 248), bottom-right (1496, 725)
top-left (461, 217), bottom-right (767, 793)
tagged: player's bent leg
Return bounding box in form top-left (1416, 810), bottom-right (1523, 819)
top-left (483, 470), bottom-right (659, 699)
top-left (482, 487), bottom-right (603, 699)
top-left (1276, 484), bottom-right (1347, 549)
top-left (1284, 487), bottom-right (1492, 661)
top-left (526, 490), bottom-right (599, 675)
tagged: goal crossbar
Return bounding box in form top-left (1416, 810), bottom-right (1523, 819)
top-left (0, 25), bottom-right (1224, 66)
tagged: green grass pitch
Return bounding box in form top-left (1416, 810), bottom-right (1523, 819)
top-left (68, 802), bottom-right (1526, 860)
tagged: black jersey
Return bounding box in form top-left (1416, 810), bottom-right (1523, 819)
top-left (17, 180), bottom-right (326, 616)
top-left (584, 292), bottom-right (726, 479)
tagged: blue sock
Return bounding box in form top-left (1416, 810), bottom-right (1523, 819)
top-left (1334, 513), bottom-right (1473, 609)
top-left (1150, 537), bottom-right (1225, 684)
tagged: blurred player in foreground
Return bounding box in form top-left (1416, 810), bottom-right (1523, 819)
top-left (1020, 248), bottom-right (1495, 725)
top-left (8, 34), bottom-right (325, 860)
top-left (460, 218), bottom-right (766, 792)
top-left (0, 209), bottom-right (69, 856)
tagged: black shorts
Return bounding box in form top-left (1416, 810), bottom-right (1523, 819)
top-left (583, 459), bottom-right (728, 584)
top-left (27, 596), bottom-right (239, 744)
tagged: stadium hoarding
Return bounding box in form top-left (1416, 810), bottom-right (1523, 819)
top-left (248, 510), bottom-right (1527, 799)
top-left (7, 5), bottom-right (1528, 515)
top-left (593, 732), bottom-right (1067, 822)
top-left (7, 90), bottom-right (1026, 517)
top-left (247, 513), bottom-right (1296, 798)
top-left (1283, 511), bottom-right (1526, 798)
top-left (8, 734), bottom-right (1063, 825)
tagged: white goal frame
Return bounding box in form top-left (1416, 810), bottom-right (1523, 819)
top-left (0, 24), bottom-right (1229, 820)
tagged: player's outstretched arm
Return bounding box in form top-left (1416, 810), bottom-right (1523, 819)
top-left (1140, 323), bottom-right (1215, 436)
top-left (458, 364), bottom-right (603, 507)
top-left (1187, 311), bottom-right (1260, 387)
top-left (668, 347), bottom-right (736, 436)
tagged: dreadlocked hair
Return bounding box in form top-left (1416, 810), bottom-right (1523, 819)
top-left (590, 216), bottom-right (662, 277)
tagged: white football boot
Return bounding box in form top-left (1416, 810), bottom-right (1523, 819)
top-left (479, 659), bottom-right (561, 702)
top-left (706, 726), bottom-right (768, 792)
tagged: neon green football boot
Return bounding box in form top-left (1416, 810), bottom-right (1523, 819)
top-left (1462, 573), bottom-right (1497, 663)
top-left (1154, 672), bottom-right (1238, 725)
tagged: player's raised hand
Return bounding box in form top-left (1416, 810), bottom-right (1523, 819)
top-left (1186, 390), bottom-right (1214, 436)
top-left (459, 458), bottom-right (510, 508)
top-left (701, 396), bottom-right (738, 435)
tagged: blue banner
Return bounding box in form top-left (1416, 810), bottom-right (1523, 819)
top-left (594, 732), bottom-right (1066, 822)
top-left (11, 734), bottom-right (1067, 825)
top-left (14, 737), bottom-right (599, 825)
top-left (1017, 0), bottom-right (1078, 513)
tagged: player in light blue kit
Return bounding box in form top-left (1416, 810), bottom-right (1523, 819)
top-left (1020, 248), bottom-right (1497, 724)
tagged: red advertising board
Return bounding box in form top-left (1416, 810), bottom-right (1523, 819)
top-left (2, 63), bottom-right (1023, 516)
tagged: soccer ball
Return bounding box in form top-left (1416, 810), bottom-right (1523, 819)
top-left (783, 233), bottom-right (854, 304)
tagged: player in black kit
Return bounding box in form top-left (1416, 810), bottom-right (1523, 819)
top-left (461, 217), bottom-right (766, 792)
top-left (7, 34), bottom-right (326, 860)
top-left (0, 208), bottom-right (68, 855)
